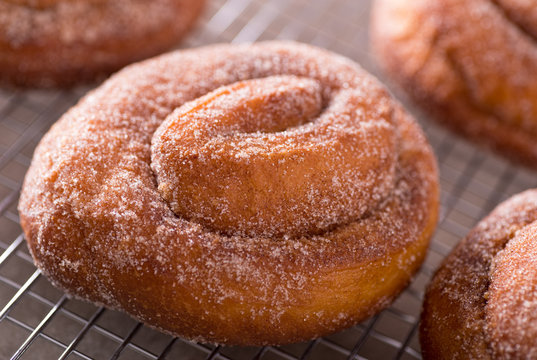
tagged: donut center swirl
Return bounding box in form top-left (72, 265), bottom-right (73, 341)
top-left (151, 75), bottom-right (397, 238)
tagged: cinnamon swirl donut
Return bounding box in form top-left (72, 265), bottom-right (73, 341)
top-left (371, 0), bottom-right (537, 167)
top-left (0, 0), bottom-right (204, 87)
top-left (19, 42), bottom-right (439, 345)
top-left (421, 189), bottom-right (537, 359)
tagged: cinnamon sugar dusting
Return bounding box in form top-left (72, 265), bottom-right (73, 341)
top-left (0, 0), bottom-right (195, 46)
top-left (487, 217), bottom-right (537, 358)
top-left (422, 190), bottom-right (537, 358)
top-left (0, 0), bottom-right (204, 87)
top-left (151, 75), bottom-right (397, 238)
top-left (19, 42), bottom-right (438, 344)
top-left (372, 0), bottom-right (537, 166)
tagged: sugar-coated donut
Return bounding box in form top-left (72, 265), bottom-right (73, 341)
top-left (19, 41), bottom-right (439, 345)
top-left (371, 0), bottom-right (537, 167)
top-left (421, 189), bottom-right (537, 359)
top-left (0, 0), bottom-right (204, 87)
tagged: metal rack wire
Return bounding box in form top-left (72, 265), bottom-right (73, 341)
top-left (1, 0), bottom-right (536, 359)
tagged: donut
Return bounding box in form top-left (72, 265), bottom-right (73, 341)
top-left (18, 41), bottom-right (439, 345)
top-left (0, 0), bottom-right (204, 87)
top-left (371, 0), bottom-right (537, 167)
top-left (421, 189), bottom-right (537, 359)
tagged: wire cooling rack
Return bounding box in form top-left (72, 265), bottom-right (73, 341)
top-left (1, 0), bottom-right (536, 359)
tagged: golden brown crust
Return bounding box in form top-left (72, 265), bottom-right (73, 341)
top-left (371, 0), bottom-right (537, 167)
top-left (19, 41), bottom-right (439, 345)
top-left (420, 190), bottom-right (537, 359)
top-left (0, 0), bottom-right (204, 87)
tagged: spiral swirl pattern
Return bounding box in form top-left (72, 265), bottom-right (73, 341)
top-left (19, 42), bottom-right (438, 345)
top-left (151, 74), bottom-right (397, 238)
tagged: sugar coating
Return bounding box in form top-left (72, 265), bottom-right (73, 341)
top-left (0, 0), bottom-right (203, 87)
top-left (0, 0), bottom-right (190, 46)
top-left (372, 0), bottom-right (537, 166)
top-left (374, 0), bottom-right (537, 354)
top-left (488, 220), bottom-right (537, 358)
top-left (151, 74), bottom-right (397, 238)
top-left (421, 189), bottom-right (537, 358)
top-left (19, 42), bottom-right (438, 345)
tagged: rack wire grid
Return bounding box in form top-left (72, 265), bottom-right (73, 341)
top-left (1, 0), bottom-right (535, 359)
